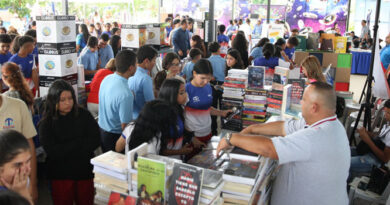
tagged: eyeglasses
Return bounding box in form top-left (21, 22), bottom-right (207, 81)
top-left (171, 63), bottom-right (181, 67)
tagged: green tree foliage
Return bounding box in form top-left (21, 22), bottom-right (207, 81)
top-left (0, 0), bottom-right (35, 18)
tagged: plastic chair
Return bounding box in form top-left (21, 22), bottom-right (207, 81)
top-left (349, 176), bottom-right (390, 205)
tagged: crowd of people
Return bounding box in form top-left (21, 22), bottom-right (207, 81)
top-left (0, 12), bottom-right (390, 205)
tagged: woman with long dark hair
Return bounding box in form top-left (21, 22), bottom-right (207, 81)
top-left (1, 62), bottom-right (34, 111)
top-left (39, 80), bottom-right (100, 205)
top-left (109, 35), bottom-right (121, 57)
top-left (274, 38), bottom-right (289, 61)
top-left (153, 52), bottom-right (181, 96)
top-left (116, 100), bottom-right (193, 159)
top-left (190, 35), bottom-right (207, 57)
top-left (76, 24), bottom-right (90, 54)
top-left (225, 49), bottom-right (244, 75)
top-left (231, 31), bottom-right (249, 68)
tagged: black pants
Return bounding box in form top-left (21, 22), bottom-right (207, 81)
top-left (99, 128), bottom-right (121, 152)
top-left (211, 81), bottom-right (224, 136)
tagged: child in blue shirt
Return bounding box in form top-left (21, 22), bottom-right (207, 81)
top-left (182, 48), bottom-right (202, 82)
top-left (284, 36), bottom-right (299, 61)
top-left (79, 36), bottom-right (99, 81)
top-left (8, 35), bottom-right (38, 95)
top-left (249, 37), bottom-right (269, 65)
top-left (0, 34), bottom-right (12, 65)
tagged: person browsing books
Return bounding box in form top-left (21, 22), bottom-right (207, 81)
top-left (79, 36), bottom-right (99, 81)
top-left (185, 59), bottom-right (231, 145)
top-left (97, 34), bottom-right (114, 68)
top-left (249, 37), bottom-right (269, 65)
top-left (99, 50), bottom-right (136, 152)
top-left (0, 130), bottom-right (33, 205)
top-left (216, 82), bottom-right (350, 205)
top-left (254, 43), bottom-right (292, 69)
top-left (301, 56), bottom-right (326, 83)
top-left (153, 52), bottom-right (181, 97)
top-left (128, 46), bottom-right (157, 119)
top-left (39, 80), bottom-right (100, 205)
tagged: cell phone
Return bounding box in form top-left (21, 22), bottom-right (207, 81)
top-left (358, 181), bottom-right (368, 190)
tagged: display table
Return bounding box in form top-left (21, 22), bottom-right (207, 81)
top-left (351, 50), bottom-right (372, 75)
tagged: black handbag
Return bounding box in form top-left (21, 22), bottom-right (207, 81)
top-left (356, 138), bottom-right (385, 155)
top-left (367, 165), bottom-right (390, 195)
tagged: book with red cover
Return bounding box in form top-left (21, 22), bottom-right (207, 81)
top-left (108, 192), bottom-right (136, 205)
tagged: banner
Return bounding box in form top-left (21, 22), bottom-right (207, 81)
top-left (373, 37), bottom-right (390, 99)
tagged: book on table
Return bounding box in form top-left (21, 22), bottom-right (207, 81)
top-left (91, 151), bottom-right (128, 174)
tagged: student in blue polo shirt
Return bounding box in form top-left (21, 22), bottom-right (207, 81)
top-left (182, 48), bottom-right (202, 82)
top-left (128, 45), bottom-right (157, 119)
top-left (24, 29), bottom-right (38, 65)
top-left (0, 130), bottom-right (33, 204)
top-left (79, 36), bottom-right (99, 81)
top-left (98, 50), bottom-right (137, 152)
top-left (208, 42), bottom-right (226, 135)
top-left (284, 36), bottom-right (299, 61)
top-left (8, 35), bottom-right (38, 96)
top-left (254, 43), bottom-right (291, 69)
top-left (98, 33), bottom-right (114, 68)
top-left (0, 34), bottom-right (12, 65)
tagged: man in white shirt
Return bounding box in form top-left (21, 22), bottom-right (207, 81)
top-left (360, 20), bottom-right (370, 41)
top-left (239, 18), bottom-right (252, 44)
top-left (217, 82), bottom-right (350, 205)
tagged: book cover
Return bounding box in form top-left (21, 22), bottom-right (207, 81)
top-left (108, 191), bottom-right (137, 205)
top-left (127, 142), bottom-right (148, 170)
top-left (222, 158), bottom-right (261, 185)
top-left (287, 79), bottom-right (305, 104)
top-left (248, 66), bottom-right (265, 89)
top-left (169, 163), bottom-right (204, 205)
top-left (202, 169), bottom-right (223, 189)
top-left (137, 157), bottom-right (166, 205)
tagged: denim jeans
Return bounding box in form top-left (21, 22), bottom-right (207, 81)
top-left (350, 148), bottom-right (381, 174)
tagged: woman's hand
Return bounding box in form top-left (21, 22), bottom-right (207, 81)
top-left (1, 168), bottom-right (32, 204)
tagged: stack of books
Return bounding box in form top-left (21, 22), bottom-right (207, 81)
top-left (200, 169), bottom-right (224, 205)
top-left (222, 69), bottom-right (248, 131)
top-left (267, 67), bottom-right (290, 116)
top-left (242, 89), bottom-right (268, 127)
top-left (220, 154), bottom-right (263, 205)
top-left (90, 151), bottom-right (129, 205)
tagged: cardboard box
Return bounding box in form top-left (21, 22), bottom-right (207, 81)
top-left (36, 16), bottom-right (76, 43)
top-left (145, 24), bottom-right (161, 45)
top-left (38, 53), bottom-right (77, 77)
top-left (337, 53), bottom-right (352, 68)
top-left (39, 74), bottom-right (78, 98)
top-left (37, 42), bottom-right (76, 55)
top-left (294, 51), bottom-right (309, 66)
top-left (335, 82), bottom-right (349, 92)
top-left (121, 24), bottom-right (147, 49)
top-left (335, 67), bottom-right (351, 83)
top-left (334, 37), bottom-right (347, 53)
top-left (322, 53), bottom-right (338, 68)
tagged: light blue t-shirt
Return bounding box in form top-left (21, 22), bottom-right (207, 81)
top-left (79, 47), bottom-right (99, 71)
top-left (98, 44), bottom-right (114, 68)
top-left (208, 55), bottom-right (226, 82)
top-left (182, 61), bottom-right (195, 82)
top-left (252, 24), bottom-right (262, 35)
top-left (250, 47), bottom-right (264, 60)
top-left (98, 73), bottom-right (133, 134)
top-left (381, 45), bottom-right (390, 70)
top-left (128, 66), bottom-right (155, 119)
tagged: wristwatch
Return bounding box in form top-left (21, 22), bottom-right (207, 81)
top-left (225, 133), bottom-right (233, 146)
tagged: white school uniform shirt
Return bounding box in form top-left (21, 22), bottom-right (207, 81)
top-left (270, 115), bottom-right (350, 205)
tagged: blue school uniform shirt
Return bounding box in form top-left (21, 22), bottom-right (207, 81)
top-left (128, 66), bottom-right (155, 119)
top-left (217, 34), bottom-right (229, 44)
top-left (76, 34), bottom-right (87, 54)
top-left (284, 47), bottom-right (295, 60)
top-left (0, 52), bottom-right (12, 65)
top-left (185, 82), bottom-right (213, 137)
top-left (79, 47), bottom-right (99, 71)
top-left (8, 54), bottom-right (34, 78)
top-left (208, 55), bottom-right (226, 82)
top-left (98, 44), bottom-right (114, 68)
top-left (98, 73), bottom-right (133, 134)
top-left (254, 56), bottom-right (279, 69)
top-left (101, 31), bottom-right (112, 38)
top-left (182, 61), bottom-right (195, 82)
top-left (381, 45), bottom-right (390, 70)
top-left (250, 47), bottom-right (263, 60)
